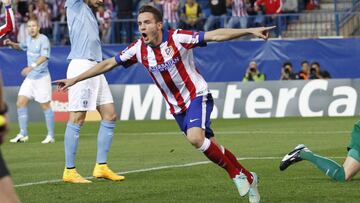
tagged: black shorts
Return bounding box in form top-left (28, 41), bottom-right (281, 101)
top-left (0, 149), bottom-right (10, 178)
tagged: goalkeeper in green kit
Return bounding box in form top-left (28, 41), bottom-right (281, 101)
top-left (280, 121), bottom-right (360, 181)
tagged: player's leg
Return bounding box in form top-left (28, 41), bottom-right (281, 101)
top-left (39, 101), bottom-right (55, 143)
top-left (35, 75), bottom-right (54, 143)
top-left (344, 120), bottom-right (360, 180)
top-left (0, 176), bottom-right (20, 203)
top-left (186, 127), bottom-right (242, 178)
top-left (280, 144), bottom-right (345, 181)
top-left (10, 95), bottom-right (30, 143)
top-left (281, 120), bottom-right (360, 182)
top-left (180, 94), bottom-right (251, 197)
top-left (300, 147), bottom-right (346, 181)
top-left (92, 75), bottom-right (124, 181)
top-left (63, 59), bottom-right (95, 183)
top-left (63, 111), bottom-right (91, 183)
top-left (343, 149), bottom-right (360, 181)
top-left (0, 150), bottom-right (20, 203)
top-left (205, 95), bottom-right (259, 202)
top-left (95, 103), bottom-right (116, 165)
top-left (211, 137), bottom-right (253, 181)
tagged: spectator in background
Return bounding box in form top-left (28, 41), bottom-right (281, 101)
top-left (115, 0), bottom-right (133, 43)
top-left (96, 5), bottom-right (112, 43)
top-left (204, 0), bottom-right (227, 31)
top-left (104, 0), bottom-right (114, 12)
top-left (282, 0), bottom-right (297, 13)
top-left (298, 60), bottom-right (309, 80)
top-left (255, 0), bottom-right (282, 35)
top-left (52, 1), bottom-right (68, 45)
top-left (179, 0), bottom-right (204, 30)
top-left (306, 0), bottom-right (319, 10)
top-left (34, 0), bottom-right (52, 37)
top-left (309, 62), bottom-right (332, 79)
top-left (160, 0), bottom-right (180, 30)
top-left (282, 0), bottom-right (298, 23)
top-left (226, 0), bottom-right (248, 29)
top-left (243, 61), bottom-right (266, 82)
top-left (280, 61), bottom-right (297, 80)
top-left (148, 0), bottom-right (163, 11)
top-left (247, 0), bottom-right (264, 27)
top-left (255, 0), bottom-right (282, 16)
top-left (16, 0), bottom-right (29, 18)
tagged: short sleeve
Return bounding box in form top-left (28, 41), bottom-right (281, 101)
top-left (40, 36), bottom-right (51, 58)
top-left (19, 38), bottom-right (28, 51)
top-left (114, 40), bottom-right (139, 68)
top-left (173, 29), bottom-right (206, 49)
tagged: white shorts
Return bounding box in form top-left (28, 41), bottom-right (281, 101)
top-left (18, 75), bottom-right (52, 103)
top-left (67, 59), bottom-right (114, 111)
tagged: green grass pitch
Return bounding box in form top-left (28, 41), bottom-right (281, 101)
top-left (2, 117), bottom-right (360, 202)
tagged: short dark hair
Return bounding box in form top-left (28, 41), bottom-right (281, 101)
top-left (283, 61), bottom-right (292, 67)
top-left (301, 60), bottom-right (309, 66)
top-left (311, 61), bottom-right (320, 67)
top-left (138, 5), bottom-right (163, 22)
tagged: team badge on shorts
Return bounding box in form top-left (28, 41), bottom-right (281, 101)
top-left (80, 89), bottom-right (91, 108)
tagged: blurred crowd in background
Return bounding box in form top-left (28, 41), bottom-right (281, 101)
top-left (0, 0), bottom-right (321, 45)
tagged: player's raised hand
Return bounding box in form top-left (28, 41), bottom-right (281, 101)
top-left (249, 26), bottom-right (276, 40)
top-left (53, 78), bottom-right (77, 91)
top-left (1, 0), bottom-right (12, 6)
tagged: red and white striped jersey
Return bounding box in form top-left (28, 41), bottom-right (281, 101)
top-left (231, 0), bottom-right (248, 17)
top-left (115, 29), bottom-right (209, 114)
top-left (34, 8), bottom-right (52, 29)
top-left (0, 5), bottom-right (14, 39)
top-left (161, 0), bottom-right (180, 23)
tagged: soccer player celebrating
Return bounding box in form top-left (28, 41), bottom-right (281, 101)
top-left (4, 18), bottom-right (55, 144)
top-left (60, 0), bottom-right (124, 183)
top-left (0, 0), bottom-right (21, 202)
top-left (280, 121), bottom-right (360, 182)
top-left (56, 5), bottom-right (274, 201)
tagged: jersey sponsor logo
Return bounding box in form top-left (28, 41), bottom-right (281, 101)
top-left (149, 56), bottom-right (180, 72)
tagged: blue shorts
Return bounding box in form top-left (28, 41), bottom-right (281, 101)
top-left (173, 94), bottom-right (214, 138)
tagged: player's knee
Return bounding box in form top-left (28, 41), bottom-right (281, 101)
top-left (186, 132), bottom-right (204, 148)
top-left (16, 100), bottom-right (25, 108)
top-left (71, 118), bottom-right (85, 126)
top-left (102, 113), bottom-right (117, 122)
top-left (69, 113), bottom-right (86, 126)
top-left (40, 102), bottom-right (51, 110)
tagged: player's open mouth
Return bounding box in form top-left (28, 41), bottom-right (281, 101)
top-left (142, 33), bottom-right (148, 40)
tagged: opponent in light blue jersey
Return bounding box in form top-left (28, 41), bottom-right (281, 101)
top-left (65, 0), bottom-right (102, 61)
top-left (4, 18), bottom-right (55, 144)
top-left (61, 0), bottom-right (124, 183)
top-left (19, 34), bottom-right (50, 79)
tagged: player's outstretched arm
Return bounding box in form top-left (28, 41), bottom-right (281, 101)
top-left (204, 26), bottom-right (275, 42)
top-left (3, 39), bottom-right (21, 50)
top-left (55, 57), bottom-right (118, 91)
